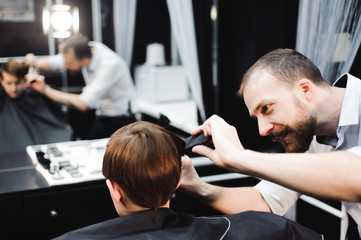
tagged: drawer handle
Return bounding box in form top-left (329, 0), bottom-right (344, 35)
top-left (50, 210), bottom-right (58, 218)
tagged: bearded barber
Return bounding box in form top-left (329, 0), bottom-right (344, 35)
top-left (180, 48), bottom-right (361, 237)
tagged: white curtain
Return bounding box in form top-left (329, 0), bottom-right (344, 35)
top-left (166, 0), bottom-right (206, 122)
top-left (296, 0), bottom-right (361, 83)
top-left (113, 0), bottom-right (137, 66)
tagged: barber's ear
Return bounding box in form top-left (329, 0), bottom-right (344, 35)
top-left (81, 58), bottom-right (90, 67)
top-left (297, 79), bottom-right (313, 101)
top-left (106, 179), bottom-right (123, 203)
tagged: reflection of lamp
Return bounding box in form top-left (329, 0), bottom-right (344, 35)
top-left (43, 4), bottom-right (79, 39)
top-left (42, 3), bottom-right (80, 91)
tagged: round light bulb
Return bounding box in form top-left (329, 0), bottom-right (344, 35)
top-left (51, 11), bottom-right (72, 31)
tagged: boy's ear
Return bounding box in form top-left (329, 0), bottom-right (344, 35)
top-left (176, 172), bottom-right (182, 189)
top-left (106, 179), bottom-right (122, 203)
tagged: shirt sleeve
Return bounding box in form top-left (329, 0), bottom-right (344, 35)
top-left (254, 180), bottom-right (300, 216)
top-left (253, 138), bottom-right (333, 216)
top-left (47, 54), bottom-right (64, 71)
top-left (346, 146), bottom-right (361, 157)
top-left (79, 62), bottom-right (125, 109)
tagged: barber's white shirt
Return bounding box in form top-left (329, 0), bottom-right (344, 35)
top-left (48, 42), bottom-right (137, 117)
top-left (254, 73), bottom-right (361, 236)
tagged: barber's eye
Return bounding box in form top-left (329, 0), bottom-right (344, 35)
top-left (261, 105), bottom-right (271, 114)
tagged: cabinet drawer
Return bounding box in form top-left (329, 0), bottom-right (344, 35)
top-left (24, 182), bottom-right (117, 239)
top-left (0, 195), bottom-right (24, 239)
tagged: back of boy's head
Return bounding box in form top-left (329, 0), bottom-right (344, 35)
top-left (102, 121), bottom-right (182, 209)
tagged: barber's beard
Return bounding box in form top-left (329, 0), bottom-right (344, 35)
top-left (271, 101), bottom-right (316, 153)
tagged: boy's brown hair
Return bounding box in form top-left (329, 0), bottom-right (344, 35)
top-left (0, 60), bottom-right (28, 80)
top-left (102, 121), bottom-right (182, 209)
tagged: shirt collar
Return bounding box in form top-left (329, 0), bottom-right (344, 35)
top-left (317, 73), bottom-right (361, 145)
top-left (86, 42), bottom-right (97, 72)
top-left (334, 73), bottom-right (360, 126)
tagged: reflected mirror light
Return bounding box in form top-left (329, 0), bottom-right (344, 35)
top-left (210, 5), bottom-right (217, 21)
top-left (42, 4), bottom-right (79, 39)
top-left (51, 11), bottom-right (72, 31)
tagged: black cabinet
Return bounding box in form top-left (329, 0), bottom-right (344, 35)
top-left (0, 182), bottom-right (117, 240)
top-left (23, 182), bottom-right (117, 239)
top-left (0, 194), bottom-right (25, 239)
top-left (0, 151), bottom-right (120, 240)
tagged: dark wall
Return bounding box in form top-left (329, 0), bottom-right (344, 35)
top-left (350, 46), bottom-right (361, 77)
top-left (214, 0), bottom-right (299, 151)
top-left (193, 0), bottom-right (213, 124)
top-left (0, 0), bottom-right (93, 57)
top-left (0, 0), bottom-right (48, 57)
top-left (100, 0), bottom-right (115, 50)
top-left (131, 0), bottom-right (171, 72)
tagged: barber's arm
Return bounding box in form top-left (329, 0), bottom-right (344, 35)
top-left (192, 115), bottom-right (361, 202)
top-left (180, 155), bottom-right (271, 214)
top-left (25, 53), bottom-right (53, 72)
top-left (25, 73), bottom-right (88, 112)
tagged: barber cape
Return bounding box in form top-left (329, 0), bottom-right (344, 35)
top-left (53, 208), bottom-right (322, 240)
top-left (0, 87), bottom-right (72, 153)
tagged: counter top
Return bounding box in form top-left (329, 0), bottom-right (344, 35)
top-left (0, 151), bottom-right (48, 194)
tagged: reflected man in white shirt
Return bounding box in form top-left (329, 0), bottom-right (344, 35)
top-left (25, 34), bottom-right (137, 139)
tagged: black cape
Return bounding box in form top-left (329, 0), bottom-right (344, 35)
top-left (0, 87), bottom-right (72, 153)
top-left (53, 208), bottom-right (323, 240)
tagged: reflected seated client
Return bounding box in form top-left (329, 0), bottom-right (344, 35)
top-left (0, 60), bottom-right (72, 153)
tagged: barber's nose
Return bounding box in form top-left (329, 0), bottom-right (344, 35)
top-left (258, 118), bottom-right (273, 136)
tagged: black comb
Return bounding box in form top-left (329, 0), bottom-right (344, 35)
top-left (182, 132), bottom-right (213, 155)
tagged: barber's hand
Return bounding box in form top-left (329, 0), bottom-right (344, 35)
top-left (179, 155), bottom-right (204, 194)
top-left (25, 53), bottom-right (37, 67)
top-left (191, 115), bottom-right (244, 170)
top-left (25, 72), bottom-right (46, 93)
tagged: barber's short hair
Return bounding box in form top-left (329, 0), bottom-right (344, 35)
top-left (61, 34), bottom-right (92, 60)
top-left (238, 48), bottom-right (329, 96)
top-left (102, 121), bottom-right (182, 209)
top-left (0, 60), bottom-right (28, 80)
